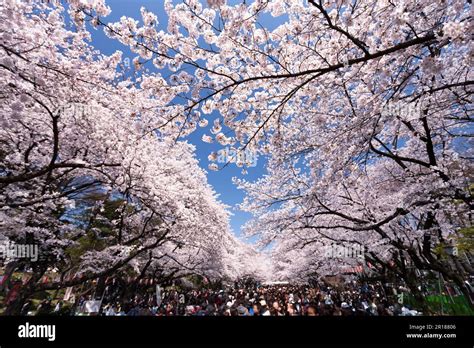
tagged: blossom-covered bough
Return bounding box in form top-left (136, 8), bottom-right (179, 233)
top-left (0, 0), bottom-right (254, 314)
top-left (78, 0), bottom-right (473, 309)
top-left (1, 0), bottom-right (472, 314)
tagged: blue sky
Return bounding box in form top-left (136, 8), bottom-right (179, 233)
top-left (86, 0), bottom-right (269, 238)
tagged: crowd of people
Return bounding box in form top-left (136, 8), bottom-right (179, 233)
top-left (29, 279), bottom-right (421, 316)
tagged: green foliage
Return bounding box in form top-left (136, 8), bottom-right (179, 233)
top-left (433, 226), bottom-right (473, 259)
top-left (457, 226), bottom-right (474, 253)
top-left (65, 194), bottom-right (126, 265)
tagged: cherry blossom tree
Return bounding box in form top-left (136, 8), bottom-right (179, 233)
top-left (88, 0), bottom-right (472, 306)
top-left (2, 0), bottom-right (472, 313)
top-left (0, 0), bottom-right (243, 314)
